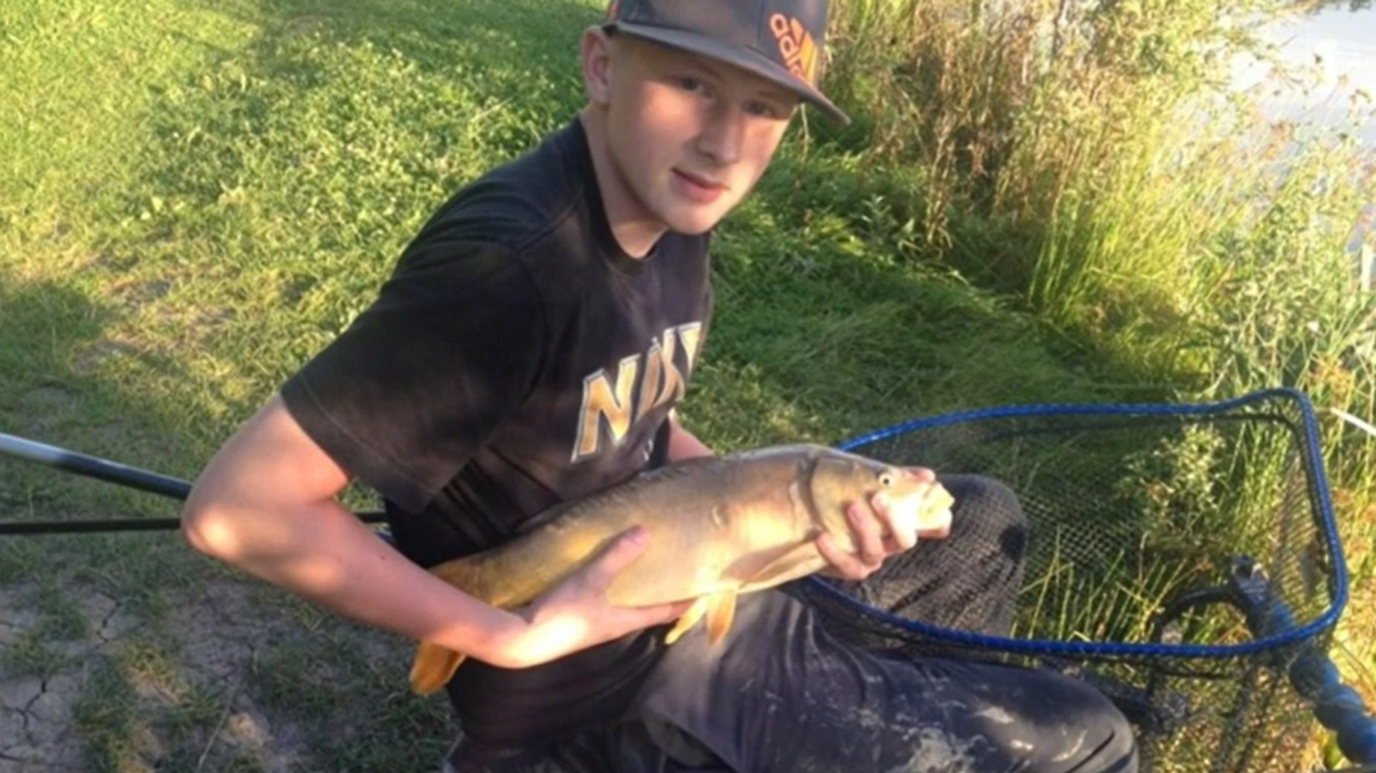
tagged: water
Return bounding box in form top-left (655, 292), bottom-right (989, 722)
top-left (1230, 3), bottom-right (1376, 285)
top-left (1232, 2), bottom-right (1376, 147)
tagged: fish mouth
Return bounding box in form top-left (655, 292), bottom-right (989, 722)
top-left (885, 477), bottom-right (954, 536)
top-left (916, 514), bottom-right (952, 540)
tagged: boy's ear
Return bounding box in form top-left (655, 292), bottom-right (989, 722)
top-left (581, 27), bottom-right (614, 106)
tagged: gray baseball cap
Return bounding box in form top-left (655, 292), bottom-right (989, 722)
top-left (603, 0), bottom-right (850, 124)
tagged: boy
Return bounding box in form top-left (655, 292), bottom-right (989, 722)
top-left (181, 0), bottom-right (1139, 770)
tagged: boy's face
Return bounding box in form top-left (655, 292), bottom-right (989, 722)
top-left (590, 34), bottom-right (800, 237)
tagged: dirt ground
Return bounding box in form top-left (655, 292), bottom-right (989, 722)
top-left (0, 540), bottom-right (447, 773)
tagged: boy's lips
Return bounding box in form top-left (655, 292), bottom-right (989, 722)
top-left (672, 169), bottom-right (728, 204)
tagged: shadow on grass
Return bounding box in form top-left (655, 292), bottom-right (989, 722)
top-left (0, 270), bottom-right (227, 769)
top-left (0, 269), bottom-right (196, 522)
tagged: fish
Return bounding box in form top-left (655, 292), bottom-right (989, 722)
top-left (408, 443), bottom-right (955, 695)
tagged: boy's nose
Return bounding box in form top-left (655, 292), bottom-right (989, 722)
top-left (696, 110), bottom-right (745, 166)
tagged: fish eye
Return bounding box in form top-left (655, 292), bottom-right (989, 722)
top-left (878, 472), bottom-right (894, 487)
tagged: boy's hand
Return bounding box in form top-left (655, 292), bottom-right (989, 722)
top-left (496, 527), bottom-right (694, 669)
top-left (815, 468), bottom-right (953, 582)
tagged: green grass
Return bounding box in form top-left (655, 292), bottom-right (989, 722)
top-left (1, 0), bottom-right (1373, 770)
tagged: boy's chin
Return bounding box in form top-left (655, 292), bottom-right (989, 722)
top-left (661, 209), bottom-right (729, 236)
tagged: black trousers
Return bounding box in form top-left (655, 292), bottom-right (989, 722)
top-left (446, 475), bottom-right (1139, 773)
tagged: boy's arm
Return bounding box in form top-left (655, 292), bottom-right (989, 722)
top-left (180, 394), bottom-right (689, 670)
top-left (663, 411), bottom-right (715, 461)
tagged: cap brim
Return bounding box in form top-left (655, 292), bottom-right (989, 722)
top-left (607, 22), bottom-right (850, 125)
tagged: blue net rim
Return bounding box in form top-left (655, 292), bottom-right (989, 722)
top-left (818, 386), bottom-right (1349, 660)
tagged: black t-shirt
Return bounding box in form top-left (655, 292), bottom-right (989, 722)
top-left (280, 117), bottom-right (714, 746)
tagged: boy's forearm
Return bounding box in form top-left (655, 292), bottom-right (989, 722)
top-left (183, 496), bottom-right (523, 664)
top-left (179, 396), bottom-right (525, 668)
top-left (184, 495), bottom-right (690, 670)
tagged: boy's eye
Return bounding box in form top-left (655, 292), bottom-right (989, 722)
top-left (747, 99), bottom-right (797, 120)
top-left (745, 100), bottom-right (781, 119)
top-left (676, 76), bottom-right (704, 92)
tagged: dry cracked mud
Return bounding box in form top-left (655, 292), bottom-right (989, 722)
top-left (0, 545), bottom-right (443, 773)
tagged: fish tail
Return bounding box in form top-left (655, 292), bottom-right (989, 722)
top-left (408, 529), bottom-right (603, 695)
top-left (410, 642), bottom-right (467, 695)
top-left (409, 554), bottom-right (490, 695)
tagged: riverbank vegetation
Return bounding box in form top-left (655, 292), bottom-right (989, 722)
top-left (817, 0), bottom-right (1376, 765)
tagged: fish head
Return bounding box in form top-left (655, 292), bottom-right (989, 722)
top-left (806, 449), bottom-right (954, 551)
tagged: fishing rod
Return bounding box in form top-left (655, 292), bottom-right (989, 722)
top-left (0, 431), bottom-right (386, 534)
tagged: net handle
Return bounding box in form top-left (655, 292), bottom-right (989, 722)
top-left (1157, 557), bottom-right (1376, 767)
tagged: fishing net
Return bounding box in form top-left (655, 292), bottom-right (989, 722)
top-left (797, 388), bottom-right (1356, 773)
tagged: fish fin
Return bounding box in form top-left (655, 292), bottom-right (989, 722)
top-left (705, 589), bottom-right (738, 644)
top-left (732, 544), bottom-right (824, 594)
top-left (409, 642), bottom-right (467, 695)
top-left (664, 596), bottom-right (709, 645)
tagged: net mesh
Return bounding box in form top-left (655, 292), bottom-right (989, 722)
top-left (797, 388), bottom-right (1346, 773)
